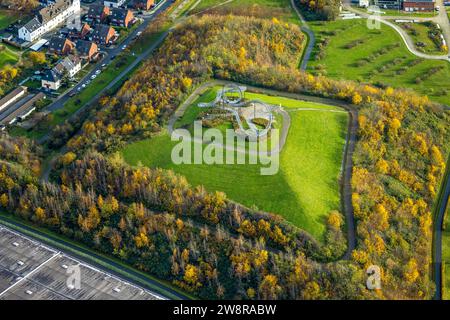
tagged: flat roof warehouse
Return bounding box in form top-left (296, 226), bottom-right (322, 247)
top-left (0, 226), bottom-right (166, 300)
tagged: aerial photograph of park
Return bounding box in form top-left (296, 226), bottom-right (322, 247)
top-left (0, 0), bottom-right (449, 313)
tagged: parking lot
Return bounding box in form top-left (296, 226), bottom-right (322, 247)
top-left (0, 226), bottom-right (165, 300)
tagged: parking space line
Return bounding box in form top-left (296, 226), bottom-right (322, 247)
top-left (0, 252), bottom-right (60, 298)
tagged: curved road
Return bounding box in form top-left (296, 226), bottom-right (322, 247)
top-left (345, 5), bottom-right (450, 62)
top-left (433, 158), bottom-right (450, 299)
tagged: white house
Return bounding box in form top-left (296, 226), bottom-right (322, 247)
top-left (59, 55), bottom-right (82, 78)
top-left (104, 0), bottom-right (126, 8)
top-left (18, 0), bottom-right (81, 42)
top-left (18, 17), bottom-right (44, 43)
top-left (41, 69), bottom-right (62, 91)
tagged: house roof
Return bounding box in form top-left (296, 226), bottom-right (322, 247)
top-left (53, 63), bottom-right (65, 75)
top-left (39, 0), bottom-right (75, 24)
top-left (110, 8), bottom-right (131, 20)
top-left (132, 0), bottom-right (153, 5)
top-left (61, 55), bottom-right (81, 70)
top-left (76, 40), bottom-right (97, 55)
top-left (105, 0), bottom-right (125, 4)
top-left (88, 5), bottom-right (109, 16)
top-left (48, 36), bottom-right (73, 52)
top-left (55, 55), bottom-right (81, 75)
top-left (42, 69), bottom-right (62, 82)
top-left (80, 23), bottom-right (91, 35)
top-left (22, 17), bottom-right (42, 33)
top-left (92, 24), bottom-right (114, 39)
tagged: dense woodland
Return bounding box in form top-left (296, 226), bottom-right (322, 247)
top-left (1, 13), bottom-right (449, 299)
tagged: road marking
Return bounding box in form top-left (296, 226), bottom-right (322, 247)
top-left (0, 223), bottom-right (166, 300)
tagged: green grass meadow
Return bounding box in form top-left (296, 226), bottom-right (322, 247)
top-left (308, 19), bottom-right (450, 105)
top-left (0, 10), bottom-right (19, 29)
top-left (121, 89), bottom-right (348, 240)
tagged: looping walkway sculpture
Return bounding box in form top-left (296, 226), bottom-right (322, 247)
top-left (198, 84), bottom-right (274, 139)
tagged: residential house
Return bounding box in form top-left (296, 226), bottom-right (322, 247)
top-left (403, 0), bottom-right (435, 11)
top-left (68, 22), bottom-right (91, 40)
top-left (47, 37), bottom-right (75, 55)
top-left (18, 17), bottom-right (43, 42)
top-left (130, 0), bottom-right (155, 10)
top-left (56, 55), bottom-right (82, 78)
top-left (110, 8), bottom-right (134, 28)
top-left (18, 0), bottom-right (81, 42)
top-left (104, 0), bottom-right (126, 8)
top-left (76, 40), bottom-right (99, 61)
top-left (41, 69), bottom-right (62, 90)
top-left (91, 24), bottom-right (116, 45)
top-left (87, 5), bottom-right (110, 23)
top-left (80, 23), bottom-right (92, 39)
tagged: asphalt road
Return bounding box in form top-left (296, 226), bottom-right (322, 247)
top-left (433, 158), bottom-right (450, 299)
top-left (38, 1), bottom-right (174, 144)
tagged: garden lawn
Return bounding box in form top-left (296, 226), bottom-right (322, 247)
top-left (121, 91), bottom-right (348, 241)
top-left (0, 45), bottom-right (20, 68)
top-left (308, 18), bottom-right (450, 105)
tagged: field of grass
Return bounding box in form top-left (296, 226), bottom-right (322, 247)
top-left (190, 0), bottom-right (301, 23)
top-left (396, 22), bottom-right (446, 55)
top-left (121, 89), bottom-right (348, 240)
top-left (0, 10), bottom-right (19, 29)
top-left (308, 18), bottom-right (450, 105)
top-left (443, 200), bottom-right (450, 300)
top-left (0, 45), bottom-right (20, 68)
